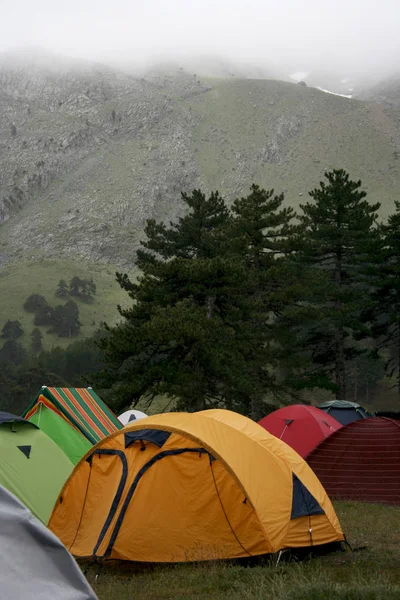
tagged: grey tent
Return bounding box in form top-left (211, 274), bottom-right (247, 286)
top-left (0, 484), bottom-right (97, 600)
top-left (318, 400), bottom-right (371, 425)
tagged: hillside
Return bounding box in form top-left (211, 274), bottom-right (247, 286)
top-left (359, 74), bottom-right (400, 107)
top-left (0, 259), bottom-right (129, 349)
top-left (1, 51), bottom-right (400, 345)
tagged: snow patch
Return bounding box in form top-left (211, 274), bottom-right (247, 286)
top-left (289, 71), bottom-right (309, 82)
top-left (316, 86), bottom-right (352, 99)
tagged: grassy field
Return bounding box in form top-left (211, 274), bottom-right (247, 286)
top-left (86, 501), bottom-right (400, 600)
top-left (0, 258), bottom-right (130, 350)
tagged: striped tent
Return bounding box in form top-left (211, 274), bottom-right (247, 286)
top-left (22, 387), bottom-right (122, 463)
top-left (307, 417), bottom-right (400, 504)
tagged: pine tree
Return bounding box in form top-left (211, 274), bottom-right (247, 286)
top-left (370, 201), bottom-right (400, 394)
top-left (228, 185), bottom-right (306, 413)
top-left (30, 328), bottom-right (43, 356)
top-left (69, 276), bottom-right (83, 297)
top-left (67, 276), bottom-right (95, 302)
top-left (0, 340), bottom-right (26, 365)
top-left (298, 169), bottom-right (381, 399)
top-left (99, 187), bottom-right (306, 415)
top-left (51, 301), bottom-right (81, 338)
top-left (55, 279), bottom-right (69, 298)
top-left (23, 294), bottom-right (48, 313)
top-left (1, 320), bottom-right (24, 340)
top-left (64, 300), bottom-right (81, 337)
top-left (230, 185), bottom-right (296, 269)
top-left (101, 190), bottom-right (238, 411)
top-left (33, 304), bottom-right (54, 326)
top-left (345, 354), bottom-right (384, 404)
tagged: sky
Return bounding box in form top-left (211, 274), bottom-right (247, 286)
top-left (0, 0), bottom-right (399, 78)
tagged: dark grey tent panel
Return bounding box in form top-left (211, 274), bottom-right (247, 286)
top-left (0, 485), bottom-right (97, 600)
top-left (318, 400), bottom-right (371, 425)
top-left (0, 411), bottom-right (34, 426)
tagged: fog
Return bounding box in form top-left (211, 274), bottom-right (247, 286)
top-left (1, 0), bottom-right (399, 81)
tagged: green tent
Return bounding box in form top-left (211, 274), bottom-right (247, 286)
top-left (0, 412), bottom-right (73, 524)
top-left (28, 402), bottom-right (91, 465)
top-left (22, 386), bottom-right (122, 464)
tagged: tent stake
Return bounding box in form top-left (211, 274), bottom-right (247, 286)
top-left (275, 550), bottom-right (283, 568)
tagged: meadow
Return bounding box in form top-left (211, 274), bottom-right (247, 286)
top-left (87, 501), bottom-right (400, 600)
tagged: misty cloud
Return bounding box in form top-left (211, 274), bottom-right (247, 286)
top-left (0, 0), bottom-right (399, 78)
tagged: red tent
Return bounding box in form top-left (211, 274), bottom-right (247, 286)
top-left (258, 405), bottom-right (341, 458)
top-left (307, 418), bottom-right (400, 505)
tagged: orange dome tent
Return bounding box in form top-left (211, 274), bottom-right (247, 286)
top-left (49, 409), bottom-right (344, 563)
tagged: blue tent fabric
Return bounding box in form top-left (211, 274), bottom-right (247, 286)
top-left (291, 474), bottom-right (325, 519)
top-left (318, 401), bottom-right (371, 425)
top-left (0, 412), bottom-right (36, 427)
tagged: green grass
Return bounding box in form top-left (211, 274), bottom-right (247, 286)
top-left (86, 501), bottom-right (400, 600)
top-left (0, 258), bottom-right (130, 350)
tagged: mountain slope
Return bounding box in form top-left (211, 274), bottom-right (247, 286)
top-left (188, 79), bottom-right (400, 211)
top-left (1, 54), bottom-right (400, 344)
top-left (1, 59), bottom-right (400, 269)
top-left (0, 258), bottom-right (130, 349)
top-left (359, 74), bottom-right (400, 107)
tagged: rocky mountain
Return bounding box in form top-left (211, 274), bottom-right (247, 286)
top-left (1, 50), bottom-right (400, 271)
top-left (358, 74), bottom-right (400, 107)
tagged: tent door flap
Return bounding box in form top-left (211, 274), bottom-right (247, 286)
top-left (87, 449), bottom-right (128, 558)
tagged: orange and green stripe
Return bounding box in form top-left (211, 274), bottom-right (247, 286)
top-left (22, 387), bottom-right (122, 445)
top-left (23, 395), bottom-right (84, 437)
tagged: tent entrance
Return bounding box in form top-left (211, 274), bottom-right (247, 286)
top-left (94, 447), bottom-right (212, 559)
top-left (68, 450), bottom-right (128, 557)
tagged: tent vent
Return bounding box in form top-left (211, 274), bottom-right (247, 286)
top-left (17, 445), bottom-right (31, 459)
top-left (291, 474), bottom-right (324, 519)
top-left (125, 429), bottom-right (171, 449)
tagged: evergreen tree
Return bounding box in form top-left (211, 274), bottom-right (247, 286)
top-left (1, 320), bottom-right (24, 340)
top-left (51, 301), bottom-right (81, 338)
top-left (298, 169), bottom-right (381, 399)
top-left (228, 185), bottom-right (308, 413)
top-left (370, 201), bottom-right (400, 394)
top-left (229, 185), bottom-right (336, 401)
top-left (345, 354), bottom-right (385, 404)
top-left (100, 190), bottom-right (236, 411)
top-left (55, 279), bottom-right (69, 298)
top-left (79, 278), bottom-right (96, 303)
top-left (69, 276), bottom-right (83, 297)
top-left (68, 276), bottom-right (96, 302)
top-left (30, 328), bottom-right (43, 356)
top-left (0, 340), bottom-right (27, 365)
top-left (99, 187), bottom-right (304, 415)
top-left (230, 185), bottom-right (296, 270)
top-left (64, 300), bottom-right (81, 337)
top-left (23, 294), bottom-right (48, 313)
top-left (33, 304), bottom-right (54, 326)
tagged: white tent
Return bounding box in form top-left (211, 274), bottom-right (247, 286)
top-left (0, 485), bottom-right (97, 600)
top-left (118, 409), bottom-right (148, 426)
